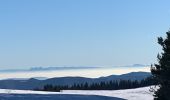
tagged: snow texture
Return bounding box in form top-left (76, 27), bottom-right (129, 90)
top-left (0, 86), bottom-right (154, 100)
top-left (62, 86), bottom-right (154, 100)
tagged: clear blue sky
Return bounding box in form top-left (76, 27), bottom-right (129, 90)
top-left (0, 0), bottom-right (170, 69)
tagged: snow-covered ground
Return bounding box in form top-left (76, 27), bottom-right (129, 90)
top-left (62, 86), bottom-right (154, 100)
top-left (0, 86), bottom-right (154, 100)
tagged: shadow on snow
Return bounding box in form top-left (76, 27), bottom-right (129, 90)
top-left (0, 94), bottom-right (126, 100)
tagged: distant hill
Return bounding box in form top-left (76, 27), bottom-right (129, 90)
top-left (0, 64), bottom-right (148, 72)
top-left (0, 72), bottom-right (151, 90)
top-left (116, 64), bottom-right (148, 68)
top-left (0, 66), bottom-right (100, 72)
top-left (132, 64), bottom-right (146, 67)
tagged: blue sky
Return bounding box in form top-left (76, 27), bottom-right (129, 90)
top-left (0, 0), bottom-right (170, 69)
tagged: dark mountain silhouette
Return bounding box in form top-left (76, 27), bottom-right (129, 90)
top-left (0, 72), bottom-right (151, 90)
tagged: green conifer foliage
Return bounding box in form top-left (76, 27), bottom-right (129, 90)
top-left (151, 31), bottom-right (170, 100)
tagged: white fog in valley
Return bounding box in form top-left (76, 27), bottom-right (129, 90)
top-left (0, 67), bottom-right (150, 80)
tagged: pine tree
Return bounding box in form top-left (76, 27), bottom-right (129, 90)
top-left (151, 30), bottom-right (170, 100)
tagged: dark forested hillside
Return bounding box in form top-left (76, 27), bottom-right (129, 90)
top-left (0, 72), bottom-right (151, 90)
top-left (41, 76), bottom-right (156, 92)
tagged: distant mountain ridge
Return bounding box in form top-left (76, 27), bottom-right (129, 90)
top-left (115, 64), bottom-right (148, 68)
top-left (0, 64), bottom-right (148, 72)
top-left (29, 66), bottom-right (99, 71)
top-left (0, 72), bottom-right (151, 90)
top-left (0, 66), bottom-right (100, 72)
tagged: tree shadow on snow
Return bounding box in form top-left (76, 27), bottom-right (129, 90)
top-left (0, 94), bottom-right (126, 100)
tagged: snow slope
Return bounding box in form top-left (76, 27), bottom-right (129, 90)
top-left (0, 86), bottom-right (154, 100)
top-left (62, 86), bottom-right (154, 100)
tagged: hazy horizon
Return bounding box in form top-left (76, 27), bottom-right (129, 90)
top-left (0, 63), bottom-right (147, 70)
top-left (0, 66), bottom-right (150, 80)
